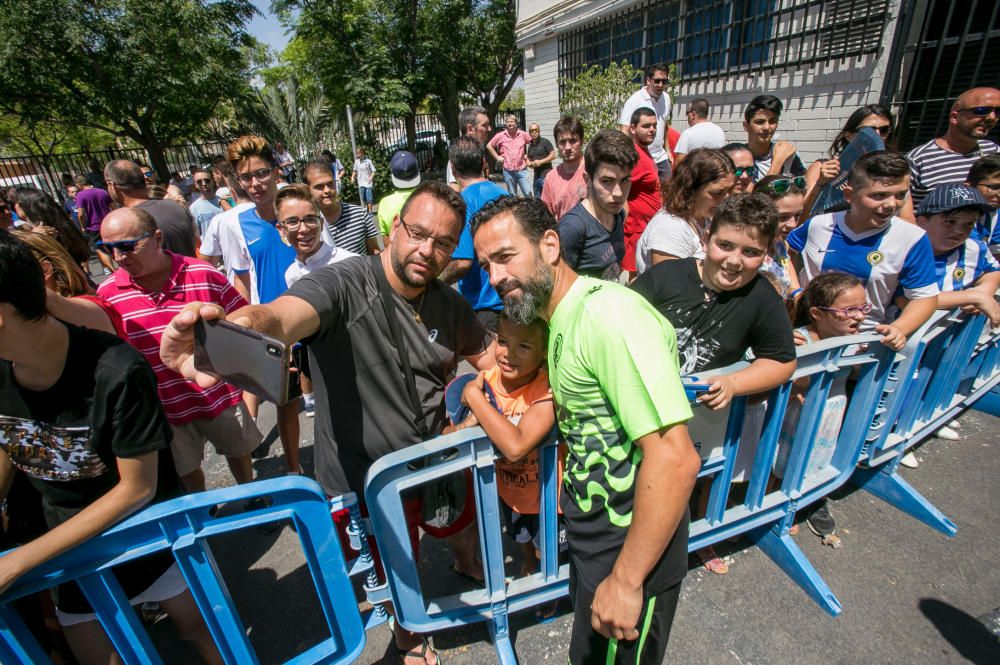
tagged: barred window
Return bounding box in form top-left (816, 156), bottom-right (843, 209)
top-left (558, 0), bottom-right (891, 89)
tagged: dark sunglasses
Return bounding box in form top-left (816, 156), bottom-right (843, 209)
top-left (95, 232), bottom-right (151, 254)
top-left (958, 106), bottom-right (1000, 117)
top-left (733, 166), bottom-right (754, 177)
top-left (194, 178), bottom-right (213, 185)
top-left (865, 124), bottom-right (892, 138)
top-left (143, 171), bottom-right (154, 178)
top-left (651, 77), bottom-right (669, 84)
top-left (766, 176), bottom-right (807, 194)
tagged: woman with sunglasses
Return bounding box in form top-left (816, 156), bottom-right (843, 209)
top-left (12, 230), bottom-right (125, 337)
top-left (634, 148), bottom-right (735, 274)
top-left (13, 187), bottom-right (92, 272)
top-left (756, 174), bottom-right (806, 301)
top-left (803, 105), bottom-right (895, 218)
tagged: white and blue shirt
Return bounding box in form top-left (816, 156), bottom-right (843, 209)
top-left (218, 206), bottom-right (296, 304)
top-left (932, 238), bottom-right (998, 292)
top-left (973, 210), bottom-right (1000, 257)
top-left (787, 212), bottom-right (940, 328)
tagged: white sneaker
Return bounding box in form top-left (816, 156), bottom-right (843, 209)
top-left (934, 426), bottom-right (960, 441)
top-left (947, 419), bottom-right (961, 429)
top-left (900, 452), bottom-right (919, 468)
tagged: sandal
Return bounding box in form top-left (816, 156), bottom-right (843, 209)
top-left (534, 600), bottom-right (560, 624)
top-left (697, 546), bottom-right (729, 575)
top-left (395, 635), bottom-right (440, 665)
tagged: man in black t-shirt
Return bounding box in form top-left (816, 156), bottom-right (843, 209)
top-left (526, 123), bottom-right (556, 198)
top-left (104, 159), bottom-right (198, 257)
top-left (0, 230), bottom-right (220, 664)
top-left (161, 180), bottom-right (495, 665)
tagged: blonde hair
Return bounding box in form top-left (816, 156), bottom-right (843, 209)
top-left (12, 229), bottom-right (92, 296)
top-left (226, 135), bottom-right (276, 169)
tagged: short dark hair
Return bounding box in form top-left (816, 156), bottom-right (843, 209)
top-left (73, 174), bottom-right (89, 187)
top-left (449, 137), bottom-right (486, 178)
top-left (300, 159), bottom-right (335, 185)
top-left (848, 151), bottom-right (910, 189)
top-left (498, 310), bottom-right (549, 345)
top-left (0, 228), bottom-right (47, 322)
top-left (968, 155), bottom-right (1000, 186)
top-left (689, 98), bottom-right (710, 119)
top-left (721, 142), bottom-right (752, 158)
top-left (471, 196), bottom-right (554, 246)
top-left (794, 271), bottom-right (863, 326)
top-left (708, 192), bottom-right (779, 246)
top-left (104, 160), bottom-right (146, 190)
top-left (584, 130), bottom-right (639, 178)
top-left (630, 106), bottom-right (657, 126)
top-left (191, 167), bottom-right (212, 179)
top-left (458, 106), bottom-right (487, 135)
top-left (399, 180), bottom-right (467, 229)
top-left (645, 62), bottom-right (670, 79)
top-left (553, 116), bottom-right (584, 143)
top-left (744, 95), bottom-right (784, 122)
top-left (275, 183), bottom-right (319, 215)
top-left (129, 206), bottom-right (160, 235)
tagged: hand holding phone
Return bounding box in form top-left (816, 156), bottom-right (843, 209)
top-left (193, 319), bottom-right (292, 404)
top-left (160, 301), bottom-right (230, 388)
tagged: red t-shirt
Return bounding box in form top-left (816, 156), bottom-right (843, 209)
top-left (623, 143), bottom-right (662, 272)
top-left (73, 294), bottom-right (127, 339)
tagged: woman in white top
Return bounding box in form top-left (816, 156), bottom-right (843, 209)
top-left (635, 148), bottom-right (736, 274)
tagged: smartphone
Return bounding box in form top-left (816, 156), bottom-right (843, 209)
top-left (193, 319), bottom-right (292, 404)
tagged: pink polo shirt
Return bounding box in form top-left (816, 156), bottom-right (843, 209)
top-left (97, 251), bottom-right (247, 425)
top-left (487, 129), bottom-right (532, 172)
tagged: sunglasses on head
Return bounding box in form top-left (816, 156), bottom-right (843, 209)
top-left (958, 106), bottom-right (1000, 117)
top-left (733, 166), bottom-right (754, 177)
top-left (95, 232), bottom-right (151, 254)
top-left (766, 176), bottom-right (807, 194)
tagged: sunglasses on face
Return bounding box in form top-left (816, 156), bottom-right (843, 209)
top-left (651, 77), bottom-right (668, 84)
top-left (766, 176), bottom-right (807, 194)
top-left (237, 167), bottom-right (274, 185)
top-left (143, 171), bottom-right (154, 178)
top-left (863, 124), bottom-right (892, 138)
top-left (733, 166), bottom-right (754, 177)
top-left (95, 232), bottom-right (151, 254)
top-left (978, 182), bottom-right (1000, 193)
top-left (280, 215), bottom-right (322, 231)
top-left (958, 106), bottom-right (1000, 117)
top-left (817, 302), bottom-right (873, 318)
top-left (195, 178), bottom-right (213, 186)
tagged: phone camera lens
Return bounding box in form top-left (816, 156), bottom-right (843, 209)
top-left (266, 345), bottom-right (280, 357)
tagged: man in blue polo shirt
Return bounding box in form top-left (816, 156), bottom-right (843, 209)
top-left (440, 136), bottom-right (509, 332)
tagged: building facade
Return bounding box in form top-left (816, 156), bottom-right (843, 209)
top-left (516, 0), bottom-right (998, 162)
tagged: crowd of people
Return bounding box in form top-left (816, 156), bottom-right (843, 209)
top-left (0, 70), bottom-right (997, 665)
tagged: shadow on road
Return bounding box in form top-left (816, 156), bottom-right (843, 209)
top-left (919, 597), bottom-right (1000, 665)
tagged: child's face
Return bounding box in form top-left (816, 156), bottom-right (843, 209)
top-left (277, 198), bottom-right (323, 258)
top-left (811, 285), bottom-right (868, 338)
top-left (775, 193), bottom-right (805, 240)
top-left (495, 318), bottom-right (546, 385)
top-left (702, 224), bottom-right (768, 292)
top-left (743, 110), bottom-right (779, 144)
top-left (973, 175), bottom-right (1000, 209)
top-left (917, 208), bottom-right (980, 255)
top-left (844, 177), bottom-right (910, 230)
top-left (692, 175), bottom-right (736, 220)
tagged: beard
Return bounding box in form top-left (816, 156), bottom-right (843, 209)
top-left (496, 253), bottom-right (554, 325)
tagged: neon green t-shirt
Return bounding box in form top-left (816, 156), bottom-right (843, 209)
top-left (376, 189), bottom-right (415, 237)
top-left (548, 276), bottom-right (692, 589)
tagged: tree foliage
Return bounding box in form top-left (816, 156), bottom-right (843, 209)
top-left (560, 62), bottom-right (679, 139)
top-left (0, 0), bottom-right (259, 179)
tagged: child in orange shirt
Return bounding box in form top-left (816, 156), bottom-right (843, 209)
top-left (453, 314), bottom-right (563, 586)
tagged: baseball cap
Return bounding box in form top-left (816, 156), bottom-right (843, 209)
top-left (390, 150), bottom-right (421, 189)
top-left (916, 183), bottom-right (992, 217)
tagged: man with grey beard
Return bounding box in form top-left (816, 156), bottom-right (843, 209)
top-left (470, 196), bottom-right (700, 665)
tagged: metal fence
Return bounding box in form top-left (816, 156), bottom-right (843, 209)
top-left (880, 0), bottom-right (1000, 150)
top-left (358, 109), bottom-right (527, 149)
top-left (558, 0), bottom-right (892, 90)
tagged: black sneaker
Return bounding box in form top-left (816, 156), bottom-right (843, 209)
top-left (250, 439), bottom-right (271, 459)
top-left (806, 502), bottom-right (836, 537)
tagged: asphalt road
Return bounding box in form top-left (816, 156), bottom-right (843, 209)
top-left (153, 401), bottom-right (1000, 665)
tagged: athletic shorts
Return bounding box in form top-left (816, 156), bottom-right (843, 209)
top-left (499, 501), bottom-right (567, 553)
top-left (169, 402), bottom-right (261, 476)
top-left (568, 565), bottom-right (682, 665)
top-left (359, 186), bottom-right (374, 204)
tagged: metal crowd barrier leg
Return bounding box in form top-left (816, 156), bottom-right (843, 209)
top-left (0, 604), bottom-right (55, 664)
top-left (850, 463), bottom-right (958, 537)
top-left (746, 522), bottom-right (843, 616)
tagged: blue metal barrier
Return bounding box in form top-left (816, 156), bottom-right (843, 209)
top-left (3, 311), bottom-right (1000, 665)
top-left (0, 477), bottom-right (376, 665)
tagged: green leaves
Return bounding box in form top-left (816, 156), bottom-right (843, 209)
top-left (560, 62), bottom-right (645, 139)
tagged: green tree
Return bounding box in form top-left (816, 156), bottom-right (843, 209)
top-left (0, 0), bottom-right (258, 181)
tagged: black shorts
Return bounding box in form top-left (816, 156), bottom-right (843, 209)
top-left (53, 549), bottom-right (176, 615)
top-left (499, 500), bottom-right (568, 552)
top-left (568, 566), bottom-right (682, 665)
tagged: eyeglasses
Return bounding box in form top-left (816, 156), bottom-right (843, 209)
top-left (399, 216), bottom-right (457, 253)
top-left (143, 171), bottom-right (154, 178)
top-left (733, 166), bottom-right (754, 177)
top-left (958, 106), bottom-right (1000, 117)
top-left (862, 124), bottom-right (892, 138)
top-left (195, 178), bottom-right (213, 186)
top-left (95, 232), bottom-right (152, 255)
top-left (817, 302), bottom-right (873, 318)
top-left (765, 176), bottom-right (807, 194)
top-left (529, 128), bottom-right (540, 133)
top-left (651, 77), bottom-right (668, 84)
top-left (280, 215), bottom-right (322, 231)
top-left (236, 167), bottom-right (274, 185)
top-left (977, 182), bottom-right (1000, 192)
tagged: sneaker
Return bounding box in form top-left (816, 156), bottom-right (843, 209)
top-left (250, 439), bottom-right (271, 459)
top-left (978, 607), bottom-right (1000, 638)
top-left (934, 425), bottom-right (960, 441)
top-left (947, 419), bottom-right (961, 429)
top-left (806, 502), bottom-right (836, 538)
top-left (900, 451), bottom-right (919, 468)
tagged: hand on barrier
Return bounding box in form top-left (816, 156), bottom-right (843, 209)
top-left (160, 301), bottom-right (233, 388)
top-left (961, 294), bottom-right (1000, 327)
top-left (698, 375), bottom-right (736, 410)
top-left (816, 157), bottom-right (841, 186)
top-left (590, 570), bottom-right (642, 642)
top-left (792, 329), bottom-right (809, 346)
top-left (874, 323), bottom-right (906, 351)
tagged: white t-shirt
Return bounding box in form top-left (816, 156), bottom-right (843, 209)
top-left (619, 87), bottom-right (672, 164)
top-left (635, 211), bottom-right (705, 274)
top-left (284, 242), bottom-right (358, 287)
top-left (675, 122), bottom-right (727, 154)
top-left (200, 202), bottom-right (254, 269)
top-left (354, 158), bottom-right (376, 187)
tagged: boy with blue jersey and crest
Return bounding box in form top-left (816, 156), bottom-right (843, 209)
top-left (966, 155), bottom-right (1000, 260)
top-left (787, 151), bottom-right (938, 350)
top-left (910, 183), bottom-right (1000, 324)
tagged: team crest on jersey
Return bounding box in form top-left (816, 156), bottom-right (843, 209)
top-left (953, 267), bottom-right (966, 282)
top-left (866, 250), bottom-right (885, 266)
top-left (553, 333), bottom-right (563, 366)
